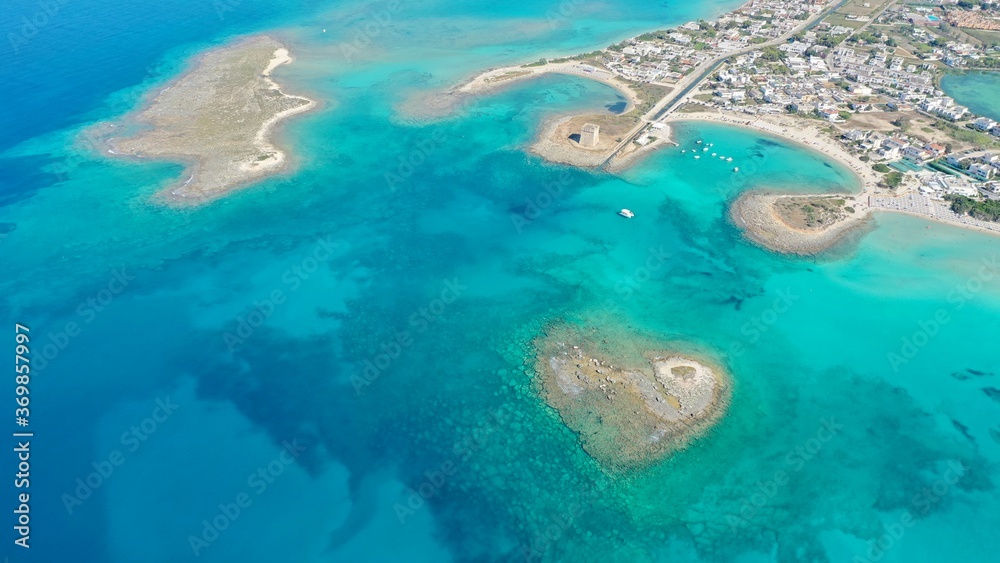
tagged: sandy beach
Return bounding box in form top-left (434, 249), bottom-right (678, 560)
top-left (457, 61), bottom-right (641, 110)
top-left (242, 48), bottom-right (318, 176)
top-left (398, 60), bottom-right (642, 124)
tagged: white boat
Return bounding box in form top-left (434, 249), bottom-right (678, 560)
top-left (733, 167), bottom-right (739, 172)
top-left (681, 149), bottom-right (686, 153)
top-left (619, 209), bottom-right (635, 218)
top-left (694, 155), bottom-right (700, 159)
top-left (702, 147), bottom-right (708, 152)
top-left (719, 156), bottom-right (725, 160)
top-left (711, 153), bottom-right (717, 156)
top-left (726, 157), bottom-right (733, 162)
top-left (696, 140), bottom-right (703, 144)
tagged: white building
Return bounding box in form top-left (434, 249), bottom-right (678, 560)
top-left (973, 117), bottom-right (998, 132)
top-left (970, 163), bottom-right (995, 181)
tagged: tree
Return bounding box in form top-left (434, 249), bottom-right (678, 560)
top-left (759, 46), bottom-right (783, 62)
top-left (884, 171), bottom-right (904, 189)
top-left (948, 194), bottom-right (1000, 222)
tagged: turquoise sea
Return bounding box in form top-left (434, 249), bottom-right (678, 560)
top-left (2, 1), bottom-right (1000, 562)
top-left (941, 71), bottom-right (1000, 122)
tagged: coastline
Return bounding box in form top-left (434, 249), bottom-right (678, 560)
top-left (659, 110), bottom-right (876, 193)
top-left (397, 60), bottom-right (643, 123)
top-left (456, 61), bottom-right (642, 113)
top-left (409, 3), bottom-right (1000, 248)
top-left (239, 47), bottom-right (318, 190)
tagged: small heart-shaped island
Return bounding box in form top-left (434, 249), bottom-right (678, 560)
top-left (534, 323), bottom-right (731, 471)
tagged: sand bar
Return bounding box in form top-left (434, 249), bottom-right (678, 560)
top-left (458, 61), bottom-right (642, 110)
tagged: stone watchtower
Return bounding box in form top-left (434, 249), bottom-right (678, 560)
top-left (580, 123), bottom-right (600, 147)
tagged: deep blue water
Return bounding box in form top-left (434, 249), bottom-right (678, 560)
top-left (2, 1), bottom-right (1000, 562)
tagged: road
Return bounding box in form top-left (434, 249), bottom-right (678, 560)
top-left (599, 0), bottom-right (853, 169)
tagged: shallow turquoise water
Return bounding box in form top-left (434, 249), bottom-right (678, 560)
top-left (941, 71), bottom-right (1000, 121)
top-left (2, 1), bottom-right (1000, 562)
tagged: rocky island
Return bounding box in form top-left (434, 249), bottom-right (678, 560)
top-left (106, 35), bottom-right (317, 204)
top-left (731, 192), bottom-right (873, 256)
top-left (534, 323), bottom-right (731, 471)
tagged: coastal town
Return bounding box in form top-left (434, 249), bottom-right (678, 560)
top-left (462, 0), bottom-right (1000, 242)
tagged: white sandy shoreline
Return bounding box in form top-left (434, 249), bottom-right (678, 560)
top-left (457, 61), bottom-right (642, 111)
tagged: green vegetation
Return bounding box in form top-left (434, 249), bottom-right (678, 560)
top-left (758, 46), bottom-right (783, 62)
top-left (929, 120), bottom-right (1000, 148)
top-left (873, 163), bottom-right (891, 173)
top-left (850, 30), bottom-right (884, 45)
top-left (947, 194), bottom-right (1000, 222)
top-left (774, 196), bottom-right (850, 229)
top-left (884, 171), bottom-right (904, 189)
top-left (974, 56), bottom-right (1000, 69)
top-left (630, 82), bottom-right (671, 115)
top-left (568, 51), bottom-right (605, 63)
top-left (677, 103), bottom-right (712, 114)
top-left (961, 28), bottom-right (1000, 47)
